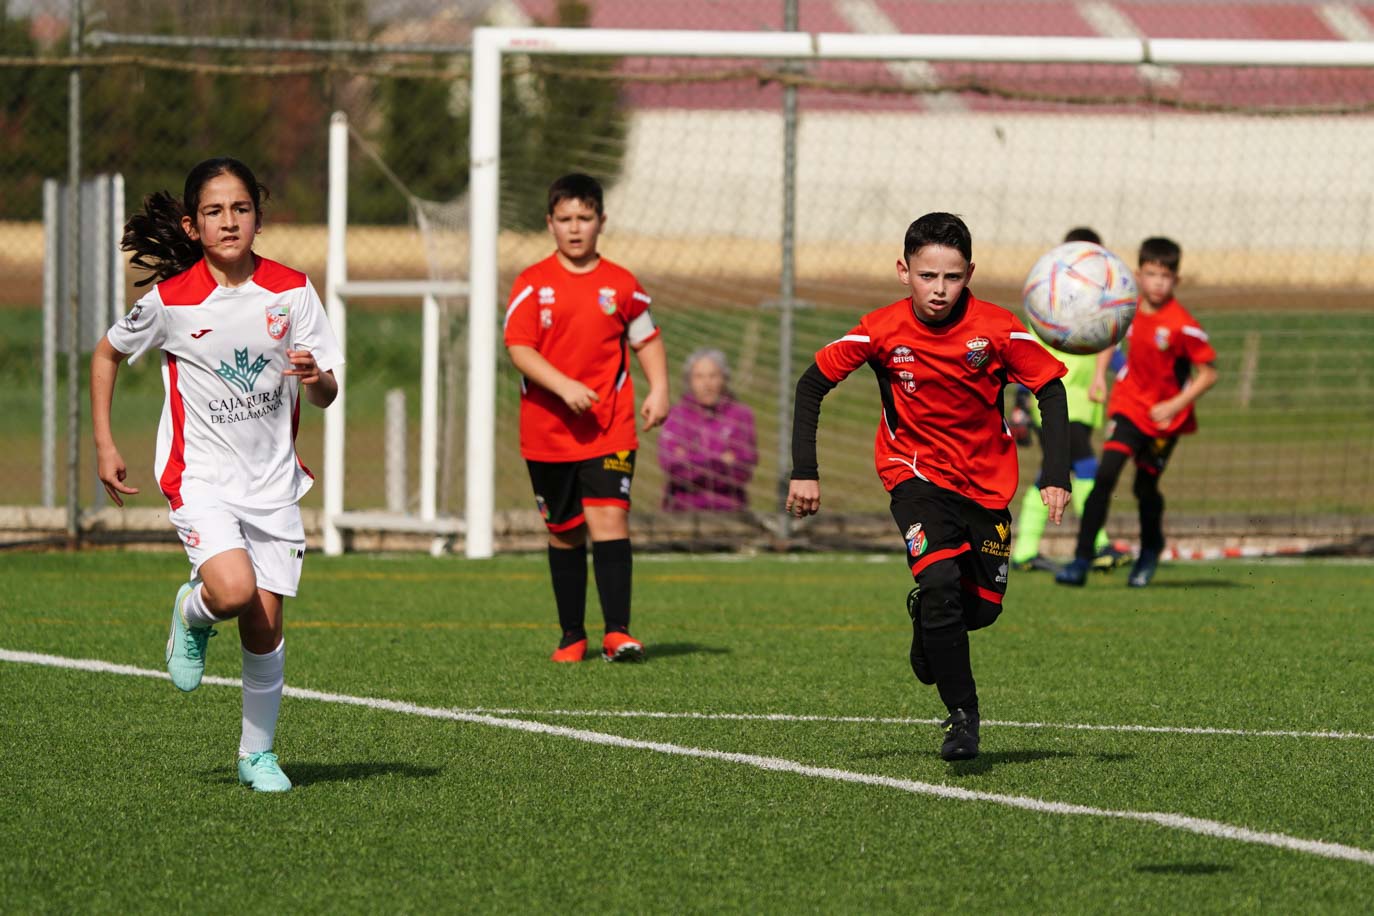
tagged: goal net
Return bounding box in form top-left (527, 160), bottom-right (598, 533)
top-left (346, 29), bottom-right (1374, 556)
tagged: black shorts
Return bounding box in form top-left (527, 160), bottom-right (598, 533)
top-left (1103, 415), bottom-right (1178, 476)
top-left (889, 477), bottom-right (1012, 605)
top-left (526, 450), bottom-right (636, 533)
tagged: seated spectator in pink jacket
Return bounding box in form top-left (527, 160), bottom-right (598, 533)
top-left (659, 348), bottom-right (758, 511)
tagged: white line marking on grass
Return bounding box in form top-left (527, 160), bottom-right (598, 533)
top-left (456, 707), bottom-right (1374, 743)
top-left (5, 647), bottom-right (1373, 868)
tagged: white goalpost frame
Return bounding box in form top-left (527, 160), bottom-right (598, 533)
top-left (322, 111), bottom-right (468, 556)
top-left (466, 26), bottom-right (1374, 559)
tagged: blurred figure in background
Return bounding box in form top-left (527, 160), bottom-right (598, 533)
top-left (659, 348), bottom-right (758, 512)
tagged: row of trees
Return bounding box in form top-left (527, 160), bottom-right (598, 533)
top-left (0, 0), bottom-right (624, 228)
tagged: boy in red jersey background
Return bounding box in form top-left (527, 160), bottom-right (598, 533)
top-left (1056, 236), bottom-right (1218, 589)
top-left (504, 173), bottom-right (669, 662)
top-left (787, 212), bottom-right (1072, 761)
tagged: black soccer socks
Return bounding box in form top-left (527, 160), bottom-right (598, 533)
top-left (548, 543), bottom-right (588, 639)
top-left (592, 538), bottom-right (633, 634)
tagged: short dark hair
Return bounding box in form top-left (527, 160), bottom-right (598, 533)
top-left (547, 173), bottom-right (604, 216)
top-left (903, 212), bottom-right (971, 262)
top-left (1139, 236), bottom-right (1182, 272)
top-left (1063, 226), bottom-right (1101, 245)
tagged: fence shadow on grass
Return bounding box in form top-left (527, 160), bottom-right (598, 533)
top-left (1135, 863), bottom-right (1235, 876)
top-left (207, 761), bottom-right (443, 785)
top-left (647, 642), bottom-right (732, 659)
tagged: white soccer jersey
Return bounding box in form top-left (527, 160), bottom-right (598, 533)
top-left (106, 257), bottom-right (344, 511)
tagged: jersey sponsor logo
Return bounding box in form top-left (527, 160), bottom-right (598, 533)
top-left (996, 562), bottom-right (1008, 584)
top-left (121, 303), bottom-right (145, 330)
top-left (287, 546), bottom-right (305, 560)
top-left (190, 329), bottom-right (213, 339)
top-left (994, 521), bottom-right (1009, 542)
top-left (603, 450), bottom-right (634, 474)
top-left (208, 385), bottom-right (285, 425)
top-left (1155, 327), bottom-right (1171, 350)
top-left (897, 369), bottom-right (916, 394)
top-left (266, 303), bottom-right (291, 341)
top-left (889, 345), bottom-right (915, 364)
top-left (598, 287), bottom-right (618, 315)
top-left (540, 307), bottom-right (554, 328)
top-left (538, 286), bottom-right (555, 305)
top-left (981, 537), bottom-right (1011, 558)
top-left (216, 348), bottom-right (270, 394)
top-left (964, 336), bottom-right (991, 369)
top-left (905, 523), bottom-right (927, 557)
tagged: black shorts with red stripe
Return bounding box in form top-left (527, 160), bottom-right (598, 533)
top-left (1102, 414), bottom-right (1179, 477)
top-left (526, 450), bottom-right (636, 533)
top-left (889, 477), bottom-right (1012, 609)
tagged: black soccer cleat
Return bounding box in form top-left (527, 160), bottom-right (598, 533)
top-left (906, 587), bottom-right (935, 685)
top-left (1127, 550), bottom-right (1159, 588)
top-left (940, 708), bottom-right (980, 761)
top-left (1013, 554), bottom-right (1060, 574)
top-left (1054, 558), bottom-right (1090, 587)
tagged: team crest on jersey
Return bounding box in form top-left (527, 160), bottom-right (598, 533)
top-left (538, 286), bottom-right (555, 305)
top-left (540, 307), bottom-right (554, 328)
top-left (890, 345), bottom-right (915, 364)
top-left (180, 526), bottom-right (200, 548)
top-left (897, 370), bottom-right (916, 394)
top-left (905, 523), bottom-right (927, 557)
top-left (964, 337), bottom-right (990, 369)
top-left (265, 303), bottom-right (291, 341)
top-left (1155, 327), bottom-right (1172, 350)
top-left (121, 303), bottom-right (145, 331)
top-left (534, 494), bottom-right (550, 520)
top-left (598, 287), bottom-right (617, 315)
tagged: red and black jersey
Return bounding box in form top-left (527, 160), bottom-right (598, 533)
top-left (814, 292), bottom-right (1066, 510)
top-left (1109, 298), bottom-right (1216, 437)
top-left (504, 254), bottom-right (658, 462)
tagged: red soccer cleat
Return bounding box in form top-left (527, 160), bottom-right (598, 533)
top-left (550, 638), bottom-right (588, 663)
top-left (601, 631), bottom-right (645, 663)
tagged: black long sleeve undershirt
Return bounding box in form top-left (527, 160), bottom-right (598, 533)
top-left (790, 362), bottom-right (1071, 493)
top-left (1034, 377), bottom-right (1071, 492)
top-left (790, 362), bottom-right (836, 480)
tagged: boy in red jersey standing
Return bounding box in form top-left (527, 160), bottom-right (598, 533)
top-left (1055, 237), bottom-right (1218, 589)
top-left (787, 212), bottom-right (1072, 761)
top-left (504, 174), bottom-right (669, 662)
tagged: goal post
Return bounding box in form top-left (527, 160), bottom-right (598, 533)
top-left (465, 27), bottom-right (1374, 559)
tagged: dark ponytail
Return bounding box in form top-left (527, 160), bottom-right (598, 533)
top-left (121, 191), bottom-right (200, 287)
top-left (120, 156), bottom-right (269, 287)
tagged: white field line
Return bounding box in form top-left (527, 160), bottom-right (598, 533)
top-left (456, 707), bottom-right (1374, 742)
top-left (4, 647), bottom-right (1373, 868)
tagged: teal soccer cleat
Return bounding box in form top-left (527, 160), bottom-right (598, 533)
top-left (165, 582), bottom-right (215, 692)
top-left (238, 751), bottom-right (293, 793)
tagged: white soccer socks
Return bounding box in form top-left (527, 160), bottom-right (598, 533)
top-left (239, 640), bottom-right (285, 757)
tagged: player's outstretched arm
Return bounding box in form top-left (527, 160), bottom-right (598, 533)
top-left (632, 334), bottom-right (669, 430)
top-left (1032, 377), bottom-right (1072, 524)
top-left (90, 337), bottom-right (139, 507)
top-left (507, 344), bottom-right (599, 415)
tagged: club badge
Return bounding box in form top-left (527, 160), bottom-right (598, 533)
top-left (964, 336), bottom-right (990, 369)
top-left (905, 523), bottom-right (927, 557)
top-left (266, 303), bottom-right (290, 341)
top-left (598, 287), bottom-right (617, 315)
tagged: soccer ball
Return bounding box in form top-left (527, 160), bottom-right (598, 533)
top-left (1021, 242), bottom-right (1138, 355)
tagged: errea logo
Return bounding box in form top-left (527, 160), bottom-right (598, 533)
top-left (890, 345), bottom-right (915, 364)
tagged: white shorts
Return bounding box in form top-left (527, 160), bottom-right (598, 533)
top-left (168, 500), bottom-right (306, 598)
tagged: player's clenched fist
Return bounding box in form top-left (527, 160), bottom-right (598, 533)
top-left (786, 479), bottom-right (820, 517)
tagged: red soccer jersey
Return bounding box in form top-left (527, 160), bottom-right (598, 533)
top-left (815, 293), bottom-right (1066, 510)
top-left (503, 254), bottom-right (658, 462)
top-left (1108, 298), bottom-right (1216, 437)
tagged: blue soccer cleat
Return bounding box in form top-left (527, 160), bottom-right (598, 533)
top-left (1128, 550), bottom-right (1160, 588)
top-left (166, 583), bottom-right (215, 692)
top-left (238, 751), bottom-right (293, 793)
top-left (1054, 558), bottom-right (1091, 587)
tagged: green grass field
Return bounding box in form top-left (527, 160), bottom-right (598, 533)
top-left (4, 551), bottom-right (1374, 912)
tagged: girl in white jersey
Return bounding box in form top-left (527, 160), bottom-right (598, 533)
top-left (90, 157), bottom-right (343, 793)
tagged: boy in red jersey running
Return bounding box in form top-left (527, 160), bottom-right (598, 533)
top-left (504, 173), bottom-right (669, 662)
top-left (1055, 237), bottom-right (1218, 589)
top-left (787, 212), bottom-right (1072, 761)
